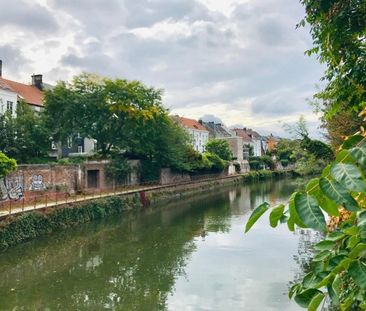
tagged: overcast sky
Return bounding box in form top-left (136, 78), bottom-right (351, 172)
top-left (0, 0), bottom-right (325, 138)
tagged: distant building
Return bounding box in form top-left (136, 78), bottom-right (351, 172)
top-left (202, 121), bottom-right (245, 161)
top-left (233, 128), bottom-right (265, 157)
top-left (201, 121), bottom-right (234, 139)
top-left (176, 116), bottom-right (209, 153)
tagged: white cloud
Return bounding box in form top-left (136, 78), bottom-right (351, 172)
top-left (0, 0), bottom-right (325, 138)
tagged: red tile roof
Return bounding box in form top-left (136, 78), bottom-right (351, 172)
top-left (179, 117), bottom-right (208, 131)
top-left (0, 77), bottom-right (43, 107)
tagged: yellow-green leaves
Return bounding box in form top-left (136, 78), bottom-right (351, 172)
top-left (244, 202), bottom-right (269, 233)
top-left (269, 204), bottom-right (285, 228)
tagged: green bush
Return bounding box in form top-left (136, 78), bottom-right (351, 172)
top-left (204, 152), bottom-right (227, 172)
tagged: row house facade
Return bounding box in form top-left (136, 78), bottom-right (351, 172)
top-left (177, 116), bottom-right (209, 153)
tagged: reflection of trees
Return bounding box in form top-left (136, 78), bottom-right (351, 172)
top-left (0, 189), bottom-right (236, 310)
top-left (290, 229), bottom-right (321, 286)
top-left (0, 178), bottom-right (310, 310)
top-left (0, 201), bottom-right (207, 310)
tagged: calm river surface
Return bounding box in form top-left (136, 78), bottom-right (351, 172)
top-left (0, 178), bottom-right (314, 310)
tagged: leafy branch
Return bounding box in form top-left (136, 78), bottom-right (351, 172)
top-left (245, 119), bottom-right (366, 310)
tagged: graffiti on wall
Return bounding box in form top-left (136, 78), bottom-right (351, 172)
top-left (29, 175), bottom-right (47, 191)
top-left (0, 176), bottom-right (24, 201)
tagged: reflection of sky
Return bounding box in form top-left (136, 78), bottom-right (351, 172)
top-left (167, 188), bottom-right (302, 311)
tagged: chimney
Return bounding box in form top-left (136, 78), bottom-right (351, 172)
top-left (0, 60), bottom-right (2, 77)
top-left (31, 74), bottom-right (43, 90)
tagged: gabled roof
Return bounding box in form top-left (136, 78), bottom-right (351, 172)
top-left (202, 121), bottom-right (233, 138)
top-left (233, 128), bottom-right (253, 143)
top-left (0, 77), bottom-right (43, 107)
top-left (178, 116), bottom-right (208, 131)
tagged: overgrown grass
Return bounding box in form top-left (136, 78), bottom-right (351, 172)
top-left (0, 195), bottom-right (141, 250)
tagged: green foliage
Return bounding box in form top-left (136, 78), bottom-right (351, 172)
top-left (241, 170), bottom-right (291, 182)
top-left (301, 137), bottom-right (334, 161)
top-left (204, 152), bottom-right (227, 172)
top-left (205, 139), bottom-right (233, 161)
top-left (299, 1), bottom-right (366, 148)
top-left (245, 131), bottom-right (366, 310)
top-left (0, 196), bottom-right (137, 249)
top-left (44, 73), bottom-right (166, 156)
top-left (0, 152), bottom-right (17, 177)
top-left (0, 102), bottom-right (51, 163)
top-left (249, 155), bottom-right (275, 171)
top-left (105, 156), bottom-right (132, 184)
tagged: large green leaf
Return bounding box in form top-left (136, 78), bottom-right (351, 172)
top-left (294, 193), bottom-right (326, 231)
top-left (306, 178), bottom-right (339, 216)
top-left (335, 150), bottom-right (356, 164)
top-left (350, 143), bottom-right (366, 168)
top-left (294, 288), bottom-right (323, 308)
top-left (319, 177), bottom-right (360, 211)
top-left (348, 260), bottom-right (366, 289)
top-left (331, 274), bottom-right (341, 303)
top-left (349, 243), bottom-right (366, 259)
top-left (357, 210), bottom-right (366, 227)
top-left (288, 192), bottom-right (307, 228)
top-left (308, 292), bottom-right (325, 311)
top-left (313, 240), bottom-right (336, 251)
top-left (342, 134), bottom-right (364, 149)
top-left (269, 204), bottom-right (285, 228)
top-left (306, 178), bottom-right (320, 195)
top-left (330, 163), bottom-right (366, 192)
top-left (244, 202), bottom-right (269, 233)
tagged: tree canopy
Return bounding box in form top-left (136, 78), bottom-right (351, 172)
top-left (0, 102), bottom-right (51, 163)
top-left (299, 0), bottom-right (366, 146)
top-left (205, 139), bottom-right (233, 161)
top-left (44, 73), bottom-right (165, 155)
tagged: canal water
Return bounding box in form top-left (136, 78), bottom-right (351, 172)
top-left (0, 178), bottom-right (314, 310)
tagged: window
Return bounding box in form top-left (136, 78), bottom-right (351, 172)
top-left (7, 101), bottom-right (13, 114)
top-left (77, 145), bottom-right (83, 153)
top-left (67, 137), bottom-right (73, 148)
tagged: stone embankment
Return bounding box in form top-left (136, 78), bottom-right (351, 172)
top-left (0, 170), bottom-right (293, 250)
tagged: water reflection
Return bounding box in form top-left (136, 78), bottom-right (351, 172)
top-left (0, 177), bottom-right (310, 310)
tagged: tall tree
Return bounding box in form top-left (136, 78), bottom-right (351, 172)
top-left (299, 0), bottom-right (366, 146)
top-left (0, 102), bottom-right (50, 163)
top-left (44, 74), bottom-right (165, 155)
top-left (205, 139), bottom-right (233, 161)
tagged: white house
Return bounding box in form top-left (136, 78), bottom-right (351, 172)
top-left (178, 116), bottom-right (209, 153)
top-left (0, 80), bottom-right (17, 118)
